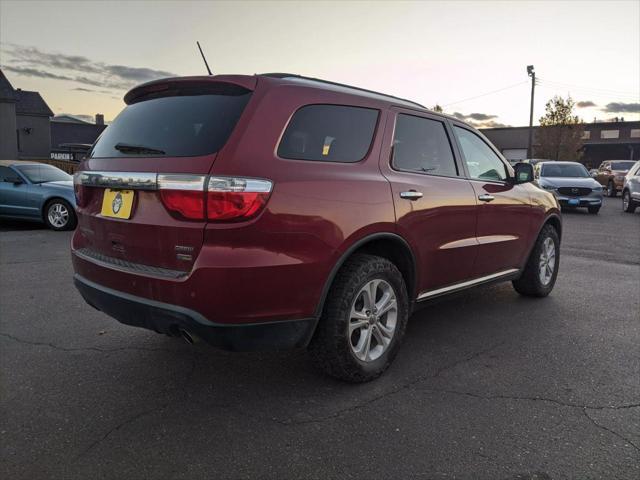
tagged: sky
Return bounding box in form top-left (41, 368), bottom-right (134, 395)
top-left (0, 0), bottom-right (638, 126)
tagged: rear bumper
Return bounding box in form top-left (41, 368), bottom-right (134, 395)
top-left (74, 274), bottom-right (316, 351)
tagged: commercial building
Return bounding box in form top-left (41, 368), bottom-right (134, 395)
top-left (482, 120), bottom-right (640, 168)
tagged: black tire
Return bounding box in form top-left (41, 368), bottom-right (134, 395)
top-left (512, 224), bottom-right (560, 298)
top-left (44, 199), bottom-right (77, 231)
top-left (587, 206), bottom-right (600, 214)
top-left (308, 254), bottom-right (409, 383)
top-left (607, 181), bottom-right (617, 197)
top-left (622, 190), bottom-right (636, 213)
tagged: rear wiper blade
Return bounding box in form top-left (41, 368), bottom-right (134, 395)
top-left (114, 142), bottom-right (165, 155)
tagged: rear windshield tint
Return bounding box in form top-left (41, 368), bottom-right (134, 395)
top-left (278, 105), bottom-right (379, 163)
top-left (90, 85), bottom-right (251, 158)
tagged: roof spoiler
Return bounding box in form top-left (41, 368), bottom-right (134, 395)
top-left (124, 75), bottom-right (257, 105)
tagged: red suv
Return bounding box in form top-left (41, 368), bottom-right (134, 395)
top-left (72, 74), bottom-right (561, 382)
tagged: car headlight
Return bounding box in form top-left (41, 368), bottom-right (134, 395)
top-left (541, 184), bottom-right (556, 190)
top-left (593, 185), bottom-right (602, 191)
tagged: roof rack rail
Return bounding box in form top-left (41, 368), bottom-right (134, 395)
top-left (260, 73), bottom-right (425, 109)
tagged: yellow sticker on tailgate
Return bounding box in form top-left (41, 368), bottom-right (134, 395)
top-left (101, 189), bottom-right (134, 219)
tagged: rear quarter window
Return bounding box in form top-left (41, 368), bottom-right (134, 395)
top-left (277, 105), bottom-right (379, 163)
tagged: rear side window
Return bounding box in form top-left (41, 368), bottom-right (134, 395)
top-left (392, 114), bottom-right (457, 176)
top-left (90, 85), bottom-right (252, 158)
top-left (278, 105), bottom-right (379, 163)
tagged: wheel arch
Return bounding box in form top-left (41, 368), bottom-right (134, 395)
top-left (544, 213), bottom-right (562, 240)
top-left (314, 232), bottom-right (417, 319)
top-left (518, 213), bottom-right (562, 272)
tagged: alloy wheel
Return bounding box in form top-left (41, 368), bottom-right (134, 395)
top-left (623, 192), bottom-right (629, 211)
top-left (48, 203), bottom-right (69, 228)
top-left (538, 237), bottom-right (556, 285)
top-left (349, 279), bottom-right (398, 362)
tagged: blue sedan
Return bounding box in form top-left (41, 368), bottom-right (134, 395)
top-left (0, 161), bottom-right (77, 230)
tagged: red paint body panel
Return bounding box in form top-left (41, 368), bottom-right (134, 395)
top-left (71, 74), bottom-right (561, 331)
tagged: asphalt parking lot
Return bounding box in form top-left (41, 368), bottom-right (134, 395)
top-left (1, 199), bottom-right (638, 480)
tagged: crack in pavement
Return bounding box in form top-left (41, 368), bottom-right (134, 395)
top-left (581, 408), bottom-right (640, 453)
top-left (74, 351), bottom-right (200, 461)
top-left (0, 332), bottom-right (178, 354)
top-left (420, 388), bottom-right (640, 411)
top-left (277, 341), bottom-right (508, 425)
top-left (7, 331), bottom-right (639, 454)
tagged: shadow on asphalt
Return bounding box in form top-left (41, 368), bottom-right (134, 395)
top-left (0, 219), bottom-right (48, 232)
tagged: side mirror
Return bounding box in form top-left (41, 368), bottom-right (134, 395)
top-left (513, 162), bottom-right (534, 184)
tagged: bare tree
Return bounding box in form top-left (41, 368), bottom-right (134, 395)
top-left (535, 96), bottom-right (585, 161)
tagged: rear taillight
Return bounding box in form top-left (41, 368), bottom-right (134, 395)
top-left (157, 174), bottom-right (272, 222)
top-left (207, 177), bottom-right (273, 222)
top-left (73, 173), bottom-right (87, 207)
top-left (158, 175), bottom-right (206, 220)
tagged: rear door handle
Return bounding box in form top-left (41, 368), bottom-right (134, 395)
top-left (478, 194), bottom-right (495, 202)
top-left (400, 191), bottom-right (423, 200)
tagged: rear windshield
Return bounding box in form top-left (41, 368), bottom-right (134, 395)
top-left (541, 163), bottom-right (589, 178)
top-left (610, 161), bottom-right (635, 170)
top-left (90, 85), bottom-right (251, 158)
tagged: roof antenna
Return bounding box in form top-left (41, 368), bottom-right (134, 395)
top-left (196, 41), bottom-right (213, 76)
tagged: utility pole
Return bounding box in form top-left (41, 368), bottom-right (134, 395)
top-left (527, 65), bottom-right (536, 159)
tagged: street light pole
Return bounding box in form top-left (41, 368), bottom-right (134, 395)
top-left (527, 65), bottom-right (536, 159)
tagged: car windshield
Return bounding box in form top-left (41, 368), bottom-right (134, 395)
top-left (15, 164), bottom-right (71, 184)
top-left (610, 161), bottom-right (635, 170)
top-left (541, 163), bottom-right (589, 178)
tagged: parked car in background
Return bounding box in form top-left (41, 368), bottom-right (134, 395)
top-left (0, 161), bottom-right (77, 230)
top-left (595, 160), bottom-right (636, 197)
top-left (534, 161), bottom-right (603, 214)
top-left (523, 158), bottom-right (551, 167)
top-left (622, 161), bottom-right (640, 213)
top-left (71, 73), bottom-right (562, 382)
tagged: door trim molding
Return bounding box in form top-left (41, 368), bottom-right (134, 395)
top-left (416, 268), bottom-right (519, 301)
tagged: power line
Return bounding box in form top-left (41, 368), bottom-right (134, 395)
top-left (537, 78), bottom-right (639, 99)
top-left (536, 81), bottom-right (639, 102)
top-left (442, 81), bottom-right (528, 107)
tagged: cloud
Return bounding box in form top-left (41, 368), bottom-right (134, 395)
top-left (466, 113), bottom-right (498, 121)
top-left (477, 120), bottom-right (509, 128)
top-left (450, 111), bottom-right (506, 128)
top-left (603, 102), bottom-right (640, 113)
top-left (3, 65), bottom-right (73, 81)
top-left (1, 43), bottom-right (177, 92)
top-left (105, 65), bottom-right (175, 82)
top-left (72, 87), bottom-right (112, 95)
top-left (576, 100), bottom-right (597, 108)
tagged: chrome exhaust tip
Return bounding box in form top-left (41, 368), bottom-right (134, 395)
top-left (179, 329), bottom-right (198, 345)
